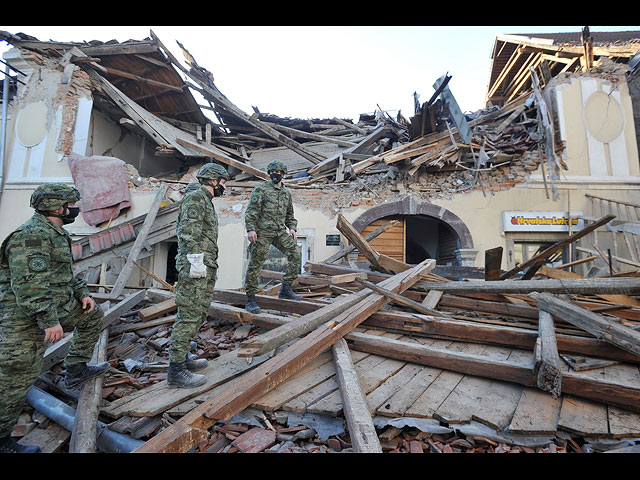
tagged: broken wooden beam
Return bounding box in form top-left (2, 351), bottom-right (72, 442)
top-left (419, 277), bottom-right (640, 295)
top-left (236, 290), bottom-right (373, 357)
top-left (323, 219), bottom-right (400, 264)
top-left (354, 277), bottom-right (452, 319)
top-left (540, 264), bottom-right (640, 308)
top-left (132, 259), bottom-right (435, 453)
top-left (205, 296), bottom-right (640, 365)
top-left (534, 310), bottom-right (562, 398)
top-left (69, 327), bottom-right (109, 453)
top-left (332, 338), bottom-right (382, 453)
top-left (336, 213), bottom-right (410, 274)
top-left (530, 292), bottom-right (640, 359)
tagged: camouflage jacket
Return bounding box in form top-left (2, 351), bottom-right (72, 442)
top-left (0, 213), bottom-right (90, 330)
top-left (244, 180), bottom-right (297, 234)
top-left (176, 184), bottom-right (219, 270)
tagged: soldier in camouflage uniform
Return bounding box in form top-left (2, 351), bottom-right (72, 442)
top-left (0, 183), bottom-right (107, 453)
top-left (168, 163), bottom-right (229, 388)
top-left (244, 160), bottom-right (302, 314)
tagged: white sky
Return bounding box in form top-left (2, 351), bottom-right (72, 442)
top-left (2, 25), bottom-right (639, 122)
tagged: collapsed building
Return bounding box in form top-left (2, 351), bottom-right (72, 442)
top-left (1, 27), bottom-right (640, 453)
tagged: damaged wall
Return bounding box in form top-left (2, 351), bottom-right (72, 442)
top-left (547, 59), bottom-right (640, 179)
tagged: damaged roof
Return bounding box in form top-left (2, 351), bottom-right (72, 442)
top-left (0, 30), bottom-right (208, 126)
top-left (486, 29), bottom-right (640, 107)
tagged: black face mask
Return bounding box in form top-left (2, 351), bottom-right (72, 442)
top-left (61, 206), bottom-right (80, 224)
top-left (44, 204), bottom-right (80, 224)
top-left (270, 172), bottom-right (283, 184)
top-left (213, 184), bottom-right (225, 197)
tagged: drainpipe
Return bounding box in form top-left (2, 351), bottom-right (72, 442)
top-left (26, 386), bottom-right (145, 453)
top-left (0, 60), bottom-right (8, 203)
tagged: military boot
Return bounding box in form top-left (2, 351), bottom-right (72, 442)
top-left (0, 435), bottom-right (42, 453)
top-left (185, 341), bottom-right (208, 371)
top-left (65, 362), bottom-right (109, 389)
top-left (279, 282), bottom-right (302, 301)
top-left (167, 361), bottom-right (207, 388)
top-left (245, 294), bottom-right (262, 314)
top-left (185, 356), bottom-right (208, 371)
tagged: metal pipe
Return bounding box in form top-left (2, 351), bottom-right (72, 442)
top-left (26, 386), bottom-right (145, 453)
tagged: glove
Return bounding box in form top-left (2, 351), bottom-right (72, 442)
top-left (186, 253), bottom-right (206, 278)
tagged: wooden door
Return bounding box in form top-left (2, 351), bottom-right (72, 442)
top-left (358, 216), bottom-right (405, 263)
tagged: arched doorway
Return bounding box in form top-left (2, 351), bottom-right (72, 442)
top-left (351, 197), bottom-right (475, 266)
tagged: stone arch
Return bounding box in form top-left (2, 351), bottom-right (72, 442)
top-left (351, 196), bottom-right (474, 249)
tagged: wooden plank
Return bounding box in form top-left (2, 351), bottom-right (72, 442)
top-left (557, 395), bottom-right (609, 437)
top-left (484, 247), bottom-right (503, 281)
top-left (138, 298), bottom-right (177, 321)
top-left (532, 292), bottom-right (640, 358)
top-left (132, 259), bottom-right (434, 453)
top-left (376, 365), bottom-right (442, 417)
top-left (309, 352), bottom-right (405, 417)
top-left (111, 185), bottom-right (168, 296)
top-left (282, 351), bottom-right (381, 414)
top-left (355, 277), bottom-right (451, 318)
top-left (331, 338), bottom-right (382, 453)
top-left (506, 387), bottom-right (562, 435)
top-left (422, 289), bottom-right (443, 309)
top-left (366, 363), bottom-right (425, 414)
top-left (608, 405), bottom-right (640, 438)
top-left (500, 214), bottom-right (616, 280)
top-left (405, 371), bottom-right (464, 419)
top-left (431, 341), bottom-right (495, 424)
top-left (251, 352), bottom-right (336, 411)
top-left (346, 331), bottom-right (640, 412)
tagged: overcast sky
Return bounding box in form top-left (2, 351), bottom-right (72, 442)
top-left (2, 26), bottom-right (639, 122)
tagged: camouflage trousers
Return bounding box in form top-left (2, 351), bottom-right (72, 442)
top-left (0, 299), bottom-right (103, 438)
top-left (244, 230), bottom-right (301, 296)
top-left (170, 262), bottom-right (217, 363)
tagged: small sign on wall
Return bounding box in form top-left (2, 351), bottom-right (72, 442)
top-left (503, 211), bottom-right (584, 232)
top-left (326, 234), bottom-right (341, 246)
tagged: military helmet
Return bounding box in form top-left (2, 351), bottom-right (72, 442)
top-left (30, 183), bottom-right (81, 212)
top-left (196, 162), bottom-right (229, 183)
top-left (266, 160), bottom-right (287, 175)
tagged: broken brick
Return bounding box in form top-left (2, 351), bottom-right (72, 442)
top-left (232, 427), bottom-right (276, 453)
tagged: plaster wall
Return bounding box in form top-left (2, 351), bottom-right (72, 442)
top-left (553, 75), bottom-right (640, 178)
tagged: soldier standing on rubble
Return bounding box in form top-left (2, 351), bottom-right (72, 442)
top-left (168, 163), bottom-right (229, 389)
top-left (244, 160), bottom-right (302, 314)
top-left (0, 183), bottom-right (107, 453)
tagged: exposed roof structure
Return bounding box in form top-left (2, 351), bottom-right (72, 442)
top-left (486, 29), bottom-right (640, 107)
top-left (0, 30), bottom-right (207, 126)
